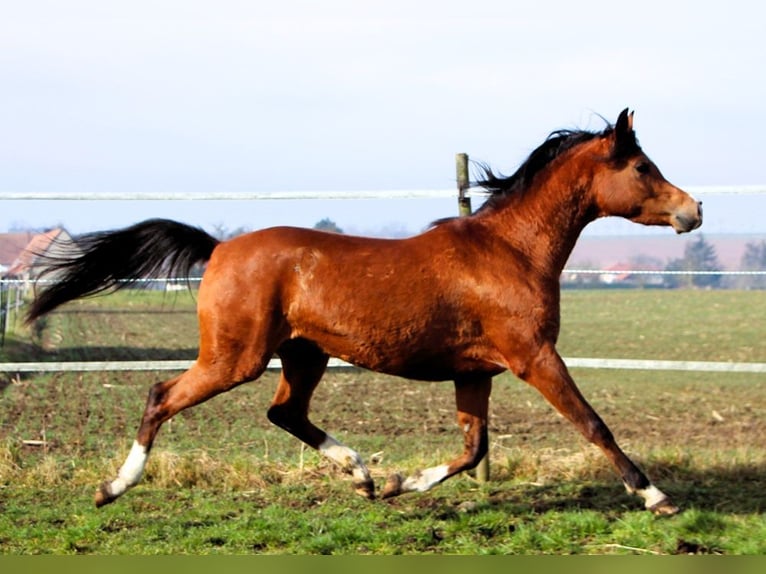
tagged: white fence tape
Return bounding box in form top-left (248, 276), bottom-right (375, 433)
top-left (1, 356), bottom-right (764, 374)
top-left (0, 184), bottom-right (763, 202)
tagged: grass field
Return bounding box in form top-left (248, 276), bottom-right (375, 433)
top-left (0, 289), bottom-right (764, 554)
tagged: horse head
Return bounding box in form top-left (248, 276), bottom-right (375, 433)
top-left (593, 108), bottom-right (702, 234)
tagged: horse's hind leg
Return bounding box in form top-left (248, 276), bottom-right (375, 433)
top-left (267, 338), bottom-right (375, 499)
top-left (95, 359), bottom-right (267, 507)
top-left (381, 376), bottom-right (492, 498)
top-left (519, 343), bottom-right (678, 515)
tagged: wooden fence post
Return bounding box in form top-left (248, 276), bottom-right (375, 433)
top-left (0, 282), bottom-right (7, 347)
top-left (455, 153), bottom-right (489, 483)
top-left (455, 153), bottom-right (472, 217)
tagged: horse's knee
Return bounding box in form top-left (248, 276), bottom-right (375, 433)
top-left (146, 381), bottom-right (167, 407)
top-left (141, 382), bottom-right (172, 425)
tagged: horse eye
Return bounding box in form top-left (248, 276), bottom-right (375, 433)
top-left (635, 162), bottom-right (650, 175)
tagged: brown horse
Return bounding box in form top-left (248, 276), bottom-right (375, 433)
top-left (28, 109), bottom-right (701, 515)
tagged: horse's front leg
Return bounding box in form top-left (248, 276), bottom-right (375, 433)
top-left (518, 342), bottom-right (679, 515)
top-left (381, 376), bottom-right (491, 498)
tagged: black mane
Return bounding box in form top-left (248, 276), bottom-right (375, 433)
top-left (429, 117), bottom-right (640, 227)
top-left (472, 121), bottom-right (639, 210)
top-left (474, 130), bottom-right (599, 195)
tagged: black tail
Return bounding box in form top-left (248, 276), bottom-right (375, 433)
top-left (26, 218), bottom-right (220, 322)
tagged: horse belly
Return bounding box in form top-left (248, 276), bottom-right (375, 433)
top-left (382, 354), bottom-right (507, 382)
top-left (307, 326), bottom-right (506, 381)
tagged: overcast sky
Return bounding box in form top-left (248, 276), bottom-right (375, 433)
top-left (1, 0), bottom-right (764, 236)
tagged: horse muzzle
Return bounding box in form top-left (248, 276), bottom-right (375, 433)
top-left (672, 200), bottom-right (703, 234)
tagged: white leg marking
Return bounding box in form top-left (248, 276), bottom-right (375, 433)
top-left (109, 441), bottom-right (148, 496)
top-left (401, 464), bottom-right (451, 493)
top-left (318, 435), bottom-right (371, 484)
top-left (636, 484), bottom-right (669, 509)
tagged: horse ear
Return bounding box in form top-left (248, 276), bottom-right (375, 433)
top-left (613, 108), bottom-right (637, 159)
top-left (615, 108), bottom-right (634, 136)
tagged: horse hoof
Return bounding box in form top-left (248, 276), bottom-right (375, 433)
top-left (649, 498), bottom-right (680, 516)
top-left (94, 481), bottom-right (116, 508)
top-left (380, 473), bottom-right (404, 499)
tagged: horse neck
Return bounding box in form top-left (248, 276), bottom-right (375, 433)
top-left (480, 166), bottom-right (598, 278)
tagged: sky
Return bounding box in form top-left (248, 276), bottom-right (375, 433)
top-left (1, 0), bottom-right (765, 237)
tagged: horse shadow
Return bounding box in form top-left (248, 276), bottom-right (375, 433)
top-left (403, 460), bottom-right (765, 517)
top-left (382, 462), bottom-right (762, 553)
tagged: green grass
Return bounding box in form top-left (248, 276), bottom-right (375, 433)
top-left (0, 289), bottom-right (764, 554)
top-left (558, 289), bottom-right (766, 362)
top-left (1, 467), bottom-right (764, 554)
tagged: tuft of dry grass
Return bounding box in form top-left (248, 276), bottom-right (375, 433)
top-left (0, 439), bottom-right (22, 481)
top-left (0, 440), bottom-right (77, 488)
top-left (143, 449), bottom-right (271, 491)
top-left (492, 443), bottom-right (613, 485)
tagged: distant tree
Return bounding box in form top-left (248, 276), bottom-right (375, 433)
top-left (314, 218), bottom-right (343, 234)
top-left (739, 240), bottom-right (766, 289)
top-left (664, 235), bottom-right (722, 289)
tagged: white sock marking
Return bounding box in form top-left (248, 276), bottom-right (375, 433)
top-left (401, 464), bottom-right (451, 493)
top-left (637, 484), bottom-right (668, 508)
top-left (109, 441), bottom-right (147, 496)
top-left (318, 435), bottom-right (371, 484)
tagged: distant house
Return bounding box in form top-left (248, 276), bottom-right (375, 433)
top-left (0, 231), bottom-right (36, 276)
top-left (0, 228), bottom-right (78, 282)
